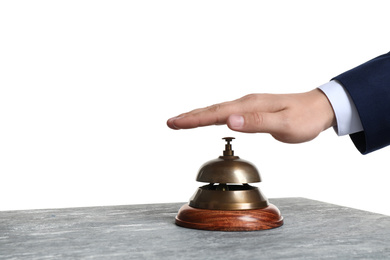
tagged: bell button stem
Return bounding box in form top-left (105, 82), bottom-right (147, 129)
top-left (222, 137), bottom-right (235, 156)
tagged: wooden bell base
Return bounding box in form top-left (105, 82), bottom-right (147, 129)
top-left (175, 203), bottom-right (283, 231)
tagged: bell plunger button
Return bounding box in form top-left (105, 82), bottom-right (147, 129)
top-left (222, 137), bottom-right (235, 156)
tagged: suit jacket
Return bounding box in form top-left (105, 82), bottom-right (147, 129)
top-left (333, 52), bottom-right (390, 154)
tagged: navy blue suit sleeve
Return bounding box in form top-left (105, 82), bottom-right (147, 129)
top-left (333, 52), bottom-right (390, 154)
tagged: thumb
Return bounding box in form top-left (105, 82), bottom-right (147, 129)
top-left (227, 113), bottom-right (282, 134)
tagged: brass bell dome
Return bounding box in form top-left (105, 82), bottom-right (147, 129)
top-left (188, 137), bottom-right (269, 210)
top-left (196, 137), bottom-right (261, 184)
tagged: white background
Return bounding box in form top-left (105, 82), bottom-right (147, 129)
top-left (1, 1), bottom-right (389, 215)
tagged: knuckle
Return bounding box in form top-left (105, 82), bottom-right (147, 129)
top-left (240, 93), bottom-right (258, 103)
top-left (207, 104), bottom-right (221, 113)
top-left (252, 112), bottom-right (264, 126)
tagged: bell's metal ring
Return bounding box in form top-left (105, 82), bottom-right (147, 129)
top-left (189, 184), bottom-right (269, 210)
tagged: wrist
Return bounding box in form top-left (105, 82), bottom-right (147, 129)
top-left (318, 80), bottom-right (363, 136)
top-left (310, 88), bottom-right (337, 131)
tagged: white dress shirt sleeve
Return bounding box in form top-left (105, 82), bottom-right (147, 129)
top-left (318, 80), bottom-right (363, 136)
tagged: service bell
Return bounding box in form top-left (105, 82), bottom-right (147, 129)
top-left (175, 137), bottom-right (283, 231)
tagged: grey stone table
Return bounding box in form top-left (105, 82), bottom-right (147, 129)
top-left (1, 198), bottom-right (390, 259)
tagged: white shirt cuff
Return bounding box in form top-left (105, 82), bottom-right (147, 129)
top-left (318, 80), bottom-right (363, 136)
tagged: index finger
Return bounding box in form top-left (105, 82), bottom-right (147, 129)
top-left (167, 100), bottom-right (239, 130)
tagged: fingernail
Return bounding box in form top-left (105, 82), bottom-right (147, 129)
top-left (228, 115), bottom-right (244, 128)
top-left (168, 116), bottom-right (182, 129)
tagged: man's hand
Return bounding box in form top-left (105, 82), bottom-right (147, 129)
top-left (167, 89), bottom-right (336, 143)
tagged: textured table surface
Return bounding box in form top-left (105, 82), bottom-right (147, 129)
top-left (1, 197), bottom-right (390, 259)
